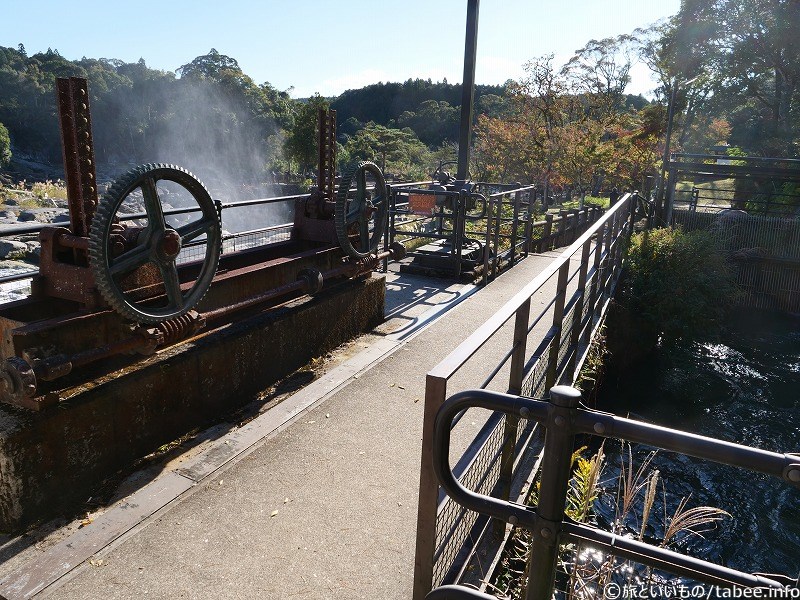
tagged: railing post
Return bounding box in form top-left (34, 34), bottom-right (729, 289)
top-left (545, 261), bottom-right (570, 390)
top-left (383, 184), bottom-right (392, 272)
top-left (557, 210), bottom-right (568, 248)
top-left (614, 206), bottom-right (627, 259)
top-left (628, 193), bottom-right (638, 234)
top-left (510, 191), bottom-right (522, 266)
top-left (664, 164), bottom-right (677, 226)
top-left (569, 209), bottom-right (580, 243)
top-left (565, 239), bottom-right (592, 380)
top-left (523, 191), bottom-right (533, 257)
top-left (413, 374), bottom-right (449, 600)
top-left (499, 298), bottom-right (531, 503)
top-left (389, 187), bottom-right (396, 247)
top-left (540, 214), bottom-right (553, 253)
top-left (483, 196), bottom-right (494, 285)
top-left (598, 214), bottom-right (615, 304)
top-left (586, 222), bottom-right (606, 332)
top-left (605, 210), bottom-right (624, 296)
top-left (454, 191), bottom-right (465, 279)
top-left (492, 195), bottom-right (503, 277)
top-left (525, 386), bottom-right (582, 600)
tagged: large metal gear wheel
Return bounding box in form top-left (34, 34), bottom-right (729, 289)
top-left (335, 161), bottom-right (388, 260)
top-left (89, 163), bottom-right (222, 324)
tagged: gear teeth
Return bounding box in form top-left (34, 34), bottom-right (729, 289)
top-left (88, 164), bottom-right (222, 324)
top-left (335, 161), bottom-right (387, 260)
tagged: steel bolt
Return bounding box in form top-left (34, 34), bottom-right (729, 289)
top-left (594, 422), bottom-right (606, 434)
top-left (788, 469), bottom-right (800, 483)
top-left (508, 515), bottom-right (518, 525)
top-left (554, 415), bottom-right (566, 427)
top-left (520, 406), bottom-right (530, 418)
top-left (540, 527), bottom-right (552, 539)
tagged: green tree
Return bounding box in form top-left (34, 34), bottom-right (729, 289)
top-left (0, 122), bottom-right (11, 167)
top-left (396, 99), bottom-right (459, 146)
top-left (609, 228), bottom-right (738, 366)
top-left (563, 35), bottom-right (636, 116)
top-left (653, 0), bottom-right (800, 156)
top-left (284, 94), bottom-right (330, 174)
top-left (344, 122), bottom-right (430, 178)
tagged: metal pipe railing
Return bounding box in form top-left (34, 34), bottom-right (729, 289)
top-left (430, 387), bottom-right (797, 599)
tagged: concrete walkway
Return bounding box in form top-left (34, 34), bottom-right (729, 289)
top-left (0, 253), bottom-right (564, 600)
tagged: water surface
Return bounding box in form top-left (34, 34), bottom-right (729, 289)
top-left (596, 310), bottom-right (800, 579)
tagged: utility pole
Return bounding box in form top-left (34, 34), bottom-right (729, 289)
top-left (456, 0), bottom-right (479, 182)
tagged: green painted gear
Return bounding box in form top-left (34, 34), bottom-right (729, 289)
top-left (335, 161), bottom-right (388, 260)
top-left (88, 163), bottom-right (221, 324)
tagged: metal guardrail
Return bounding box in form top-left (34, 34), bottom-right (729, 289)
top-left (0, 180), bottom-right (429, 302)
top-left (0, 193), bottom-right (305, 289)
top-left (672, 206), bottom-right (800, 260)
top-left (428, 386), bottom-right (800, 599)
top-left (671, 203), bottom-right (800, 312)
top-left (412, 195), bottom-right (636, 599)
top-left (388, 182), bottom-right (604, 280)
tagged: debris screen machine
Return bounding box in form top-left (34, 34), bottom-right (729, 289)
top-left (0, 77), bottom-right (402, 410)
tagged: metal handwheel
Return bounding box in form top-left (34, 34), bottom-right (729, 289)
top-left (335, 161), bottom-right (388, 260)
top-left (88, 163), bottom-right (222, 324)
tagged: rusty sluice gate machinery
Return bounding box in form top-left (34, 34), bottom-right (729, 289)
top-left (0, 77), bottom-right (404, 411)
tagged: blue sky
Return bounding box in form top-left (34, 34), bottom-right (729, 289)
top-left (3, 0), bottom-right (680, 97)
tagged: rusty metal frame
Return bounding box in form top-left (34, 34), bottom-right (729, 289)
top-left (317, 108), bottom-right (337, 203)
top-left (56, 77), bottom-right (99, 242)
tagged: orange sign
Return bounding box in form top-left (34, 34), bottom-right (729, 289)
top-left (408, 194), bottom-right (437, 215)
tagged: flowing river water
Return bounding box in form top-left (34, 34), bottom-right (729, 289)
top-left (595, 309), bottom-right (800, 580)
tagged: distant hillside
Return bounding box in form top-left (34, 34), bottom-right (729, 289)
top-left (332, 79), bottom-right (505, 126)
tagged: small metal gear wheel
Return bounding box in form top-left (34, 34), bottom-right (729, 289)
top-left (335, 161), bottom-right (388, 260)
top-left (89, 164), bottom-right (222, 324)
top-left (297, 268), bottom-right (324, 295)
top-left (0, 356), bottom-right (37, 404)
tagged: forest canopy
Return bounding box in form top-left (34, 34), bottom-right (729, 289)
top-left (1, 1), bottom-right (797, 191)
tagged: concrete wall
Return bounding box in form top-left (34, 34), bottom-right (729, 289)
top-left (0, 274), bottom-right (385, 532)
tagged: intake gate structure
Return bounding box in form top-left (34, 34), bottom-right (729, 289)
top-left (0, 78), bottom-right (403, 531)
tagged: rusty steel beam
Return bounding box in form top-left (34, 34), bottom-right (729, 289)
top-left (317, 108), bottom-right (337, 202)
top-left (56, 77), bottom-right (99, 242)
top-left (1, 243), bottom-right (405, 406)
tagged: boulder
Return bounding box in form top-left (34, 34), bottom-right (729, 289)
top-left (0, 240), bottom-right (29, 260)
top-left (17, 208), bottom-right (66, 223)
